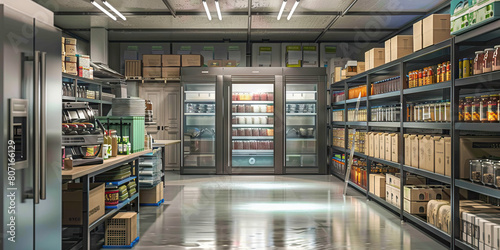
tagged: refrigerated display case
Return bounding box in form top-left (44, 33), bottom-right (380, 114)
top-left (181, 68), bottom-right (223, 174)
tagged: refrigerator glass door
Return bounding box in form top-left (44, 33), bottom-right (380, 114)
top-left (231, 84), bottom-right (274, 167)
top-left (183, 83), bottom-right (216, 168)
top-left (285, 84), bottom-right (318, 168)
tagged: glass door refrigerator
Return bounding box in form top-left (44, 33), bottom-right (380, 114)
top-left (181, 68), bottom-right (224, 174)
top-left (223, 68), bottom-right (284, 174)
top-left (283, 68), bottom-right (327, 174)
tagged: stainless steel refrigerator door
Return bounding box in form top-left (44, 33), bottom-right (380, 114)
top-left (33, 19), bottom-right (62, 250)
top-left (1, 5), bottom-right (35, 250)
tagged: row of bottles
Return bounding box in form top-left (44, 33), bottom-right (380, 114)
top-left (408, 61), bottom-right (451, 88)
top-left (62, 82), bottom-right (88, 98)
top-left (101, 130), bottom-right (132, 160)
top-left (459, 94), bottom-right (500, 123)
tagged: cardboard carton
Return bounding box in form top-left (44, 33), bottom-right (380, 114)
top-left (404, 199), bottom-right (428, 215)
top-left (369, 132), bottom-right (375, 157)
top-left (357, 62), bottom-right (365, 74)
top-left (460, 137), bottom-right (500, 179)
top-left (162, 67), bottom-right (180, 78)
top-left (444, 137), bottom-right (452, 177)
top-left (125, 60), bottom-right (142, 77)
top-left (374, 174), bottom-right (386, 198)
top-left (404, 134), bottom-right (411, 166)
top-left (384, 133), bottom-right (391, 161)
top-left (384, 39), bottom-right (391, 63)
top-left (410, 135), bottom-right (420, 168)
top-left (390, 35), bottom-right (413, 61)
top-left (391, 174), bottom-right (426, 189)
top-left (427, 200), bottom-right (450, 226)
top-left (374, 133), bottom-right (380, 158)
top-left (391, 133), bottom-right (399, 163)
top-left (369, 48), bottom-right (385, 69)
top-left (386, 184), bottom-right (392, 204)
top-left (140, 181), bottom-right (163, 204)
top-left (105, 212), bottom-right (137, 246)
top-left (418, 135), bottom-right (428, 171)
top-left (438, 205), bottom-right (452, 233)
top-left (334, 67), bottom-right (342, 82)
top-left (143, 67), bottom-right (162, 78)
top-left (434, 136), bottom-right (445, 175)
top-left (365, 132), bottom-right (371, 157)
top-left (207, 60), bottom-right (222, 67)
top-left (65, 62), bottom-right (77, 75)
top-left (65, 38), bottom-right (77, 45)
top-left (369, 173), bottom-right (376, 195)
top-left (423, 14), bottom-right (451, 48)
top-left (65, 44), bottom-right (76, 56)
top-left (162, 54), bottom-right (181, 67)
top-left (365, 50), bottom-right (371, 70)
top-left (142, 55), bottom-right (162, 67)
top-left (62, 183), bottom-right (105, 225)
top-left (379, 133), bottom-right (385, 160)
top-left (182, 55), bottom-right (204, 67)
top-left (65, 55), bottom-right (77, 63)
top-left (413, 20), bottom-right (423, 52)
top-left (404, 185), bottom-right (442, 201)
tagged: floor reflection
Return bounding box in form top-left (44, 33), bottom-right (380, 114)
top-left (134, 172), bottom-right (446, 250)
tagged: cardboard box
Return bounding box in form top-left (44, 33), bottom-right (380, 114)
top-left (444, 137), bottom-right (452, 177)
top-left (413, 20), bottom-right (423, 52)
top-left (404, 134), bottom-right (411, 166)
top-left (384, 39), bottom-right (391, 63)
top-left (142, 67), bottom-right (162, 78)
top-left (460, 137), bottom-right (500, 179)
top-left (369, 173), bottom-right (376, 195)
top-left (162, 55), bottom-right (181, 67)
top-left (223, 60), bottom-right (237, 67)
top-left (62, 183), bottom-right (105, 225)
top-left (207, 60), bottom-right (222, 67)
top-left (386, 173), bottom-right (398, 187)
top-left (390, 35), bottom-right (413, 61)
top-left (65, 37), bottom-right (77, 45)
top-left (368, 48), bottom-right (385, 69)
top-left (384, 133), bottom-right (391, 161)
top-left (365, 51), bottom-right (371, 70)
top-left (393, 186), bottom-right (401, 208)
top-left (182, 55), bottom-right (204, 67)
top-left (65, 44), bottom-right (76, 56)
top-left (65, 62), bottom-right (77, 75)
top-left (65, 55), bottom-right (77, 63)
top-left (424, 135), bottom-right (436, 172)
top-left (125, 60), bottom-right (142, 77)
top-left (404, 200), bottom-right (428, 215)
top-left (374, 133), bottom-right (380, 158)
top-left (142, 55), bottom-right (162, 67)
top-left (77, 55), bottom-right (90, 68)
top-left (334, 67), bottom-right (342, 82)
top-left (386, 184), bottom-right (392, 204)
top-left (404, 185), bottom-right (442, 201)
top-left (391, 174), bottom-right (426, 189)
top-left (105, 212), bottom-right (137, 246)
top-left (357, 62), bottom-right (365, 74)
top-left (369, 132), bottom-right (375, 157)
top-left (434, 136), bottom-right (445, 175)
top-left (162, 67), bottom-right (180, 78)
top-left (140, 181), bottom-right (163, 204)
top-left (365, 132), bottom-right (371, 157)
top-left (410, 135), bottom-right (420, 168)
top-left (427, 200), bottom-right (450, 226)
top-left (374, 174), bottom-right (386, 198)
top-left (419, 135), bottom-right (427, 170)
top-left (423, 14), bottom-right (451, 48)
top-left (379, 133), bottom-right (385, 160)
top-left (438, 205), bottom-right (452, 233)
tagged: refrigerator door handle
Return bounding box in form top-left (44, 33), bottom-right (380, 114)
top-left (227, 86), bottom-right (231, 167)
top-left (40, 51), bottom-right (47, 200)
top-left (34, 50), bottom-right (41, 204)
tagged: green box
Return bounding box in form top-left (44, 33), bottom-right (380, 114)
top-left (97, 116), bottom-right (145, 153)
top-left (451, 1), bottom-right (500, 35)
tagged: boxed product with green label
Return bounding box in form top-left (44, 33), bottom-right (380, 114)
top-left (302, 45), bottom-right (318, 67)
top-left (451, 0), bottom-right (500, 35)
top-left (286, 45), bottom-right (302, 67)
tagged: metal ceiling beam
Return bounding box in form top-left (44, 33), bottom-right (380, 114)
top-left (314, 15), bottom-right (340, 43)
top-left (377, 1), bottom-right (450, 43)
top-left (61, 28), bottom-right (399, 33)
top-left (161, 0), bottom-right (176, 18)
top-left (53, 11), bottom-right (427, 16)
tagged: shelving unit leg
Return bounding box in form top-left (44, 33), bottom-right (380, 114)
top-left (82, 174), bottom-right (90, 250)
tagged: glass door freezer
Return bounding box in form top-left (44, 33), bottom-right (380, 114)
top-left (181, 68), bottom-right (224, 174)
top-left (283, 68), bottom-right (327, 174)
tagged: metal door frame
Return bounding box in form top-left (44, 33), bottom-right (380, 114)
top-left (222, 67), bottom-right (284, 175)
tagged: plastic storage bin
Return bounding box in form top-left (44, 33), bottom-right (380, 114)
top-left (97, 116), bottom-right (145, 153)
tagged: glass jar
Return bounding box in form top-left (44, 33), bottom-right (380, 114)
top-left (245, 105), bottom-right (253, 113)
top-left (472, 96), bottom-right (481, 122)
top-left (429, 103), bottom-right (436, 122)
top-left (252, 128), bottom-right (259, 136)
top-left (428, 67), bottom-right (434, 85)
top-left (422, 103), bottom-right (431, 122)
top-left (464, 97), bottom-right (473, 122)
top-left (446, 61), bottom-right (451, 81)
top-left (260, 92), bottom-right (268, 101)
top-left (245, 128), bottom-right (252, 136)
top-left (459, 98), bottom-right (464, 122)
top-left (232, 128), bottom-right (238, 136)
top-left (482, 161), bottom-right (495, 186)
top-left (237, 128), bottom-right (245, 136)
top-left (418, 69), bottom-right (423, 86)
top-left (474, 51), bottom-right (485, 75)
top-left (488, 94), bottom-right (499, 122)
top-left (252, 93), bottom-right (260, 101)
top-left (480, 95), bottom-right (490, 123)
top-left (484, 48), bottom-right (495, 73)
top-left (494, 162), bottom-right (500, 188)
top-left (110, 130), bottom-right (118, 157)
top-left (470, 159), bottom-right (483, 182)
top-left (434, 101), bottom-right (442, 122)
top-left (436, 64), bottom-right (442, 83)
top-left (237, 105), bottom-right (245, 113)
top-left (493, 45), bottom-right (500, 71)
top-left (445, 100), bottom-right (451, 122)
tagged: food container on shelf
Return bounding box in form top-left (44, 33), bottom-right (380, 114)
top-left (267, 117), bottom-right (274, 124)
top-left (252, 93), bottom-right (260, 101)
top-left (250, 140), bottom-right (258, 150)
top-left (232, 129), bottom-right (238, 136)
top-left (237, 116), bottom-right (245, 124)
top-left (237, 128), bottom-right (246, 136)
top-left (267, 129), bottom-right (274, 136)
top-left (252, 128), bottom-right (260, 136)
top-left (494, 162), bottom-right (500, 188)
top-left (470, 159), bottom-right (483, 183)
top-left (493, 45), bottom-right (500, 71)
top-left (260, 93), bottom-right (268, 101)
top-left (245, 117), bottom-right (253, 124)
top-left (481, 95), bottom-right (490, 123)
top-left (243, 141), bottom-right (250, 150)
top-left (237, 105), bottom-right (245, 113)
top-left (484, 48), bottom-right (495, 73)
top-left (244, 128), bottom-right (252, 136)
top-left (474, 51), bottom-right (485, 75)
top-left (259, 128), bottom-right (267, 136)
top-left (482, 161), bottom-right (495, 186)
top-left (233, 140), bottom-right (243, 150)
top-left (488, 94), bottom-right (499, 122)
top-left (259, 116), bottom-right (267, 124)
top-left (464, 97), bottom-right (473, 122)
top-left (245, 105), bottom-right (253, 113)
top-left (268, 93), bottom-right (274, 101)
top-left (472, 96), bottom-right (481, 122)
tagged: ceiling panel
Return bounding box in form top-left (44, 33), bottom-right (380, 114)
top-left (54, 15), bottom-right (248, 29)
top-left (319, 31), bottom-right (392, 42)
top-left (350, 0), bottom-right (448, 12)
top-left (169, 0), bottom-right (248, 12)
top-left (35, 0), bottom-right (168, 12)
top-left (251, 30), bottom-right (319, 42)
top-left (330, 15), bottom-right (420, 29)
top-left (251, 0), bottom-right (350, 12)
top-left (252, 16), bottom-right (334, 29)
top-left (108, 30), bottom-right (247, 42)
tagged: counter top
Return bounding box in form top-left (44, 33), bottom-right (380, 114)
top-left (153, 140), bottom-right (181, 146)
top-left (62, 150), bottom-right (153, 181)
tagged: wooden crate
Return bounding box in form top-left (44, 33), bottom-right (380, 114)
top-left (125, 60), bottom-right (142, 77)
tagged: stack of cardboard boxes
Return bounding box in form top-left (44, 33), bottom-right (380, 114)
top-left (333, 61), bottom-right (365, 82)
top-left (365, 132), bottom-right (400, 163)
top-left (162, 55), bottom-right (181, 79)
top-left (414, 14), bottom-right (451, 52)
top-left (404, 185), bottom-right (450, 216)
top-left (132, 54), bottom-right (204, 80)
top-left (460, 200), bottom-right (500, 249)
top-left (142, 55), bottom-right (162, 79)
top-left (62, 37), bottom-right (77, 75)
top-left (403, 134), bottom-right (452, 177)
top-left (369, 173), bottom-right (386, 199)
top-left (386, 173), bottom-right (426, 208)
top-left (139, 181), bottom-right (163, 204)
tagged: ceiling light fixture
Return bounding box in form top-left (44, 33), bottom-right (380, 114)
top-left (91, 0), bottom-right (116, 21)
top-left (202, 0), bottom-right (212, 20)
top-left (342, 0), bottom-right (358, 16)
top-left (287, 0), bottom-right (299, 21)
top-left (215, 0), bottom-right (222, 20)
top-left (103, 0), bottom-right (126, 20)
top-left (277, 0), bottom-right (287, 20)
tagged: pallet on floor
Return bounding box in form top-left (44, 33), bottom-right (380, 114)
top-left (102, 237), bottom-right (139, 249)
top-left (140, 199), bottom-right (164, 207)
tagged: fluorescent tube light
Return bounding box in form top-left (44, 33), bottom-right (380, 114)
top-left (287, 0), bottom-right (299, 20)
top-left (215, 0), bottom-right (222, 20)
top-left (91, 0), bottom-right (116, 21)
top-left (277, 0), bottom-right (287, 20)
top-left (202, 0), bottom-right (212, 20)
top-left (103, 0), bottom-right (126, 20)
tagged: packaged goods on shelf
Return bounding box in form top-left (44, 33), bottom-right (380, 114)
top-left (350, 158), bottom-right (367, 188)
top-left (391, 35), bottom-right (413, 61)
top-left (459, 94), bottom-right (499, 123)
top-left (369, 174), bottom-right (386, 198)
top-left (459, 46), bottom-right (500, 79)
top-left (386, 173), bottom-right (426, 189)
top-left (62, 183), bottom-right (105, 225)
top-left (162, 67), bottom-right (180, 78)
top-left (469, 159), bottom-right (500, 188)
top-left (332, 154), bottom-right (345, 175)
top-left (408, 61), bottom-right (451, 88)
top-left (451, 0), bottom-right (500, 35)
top-left (413, 20), bottom-right (423, 52)
top-left (142, 55), bottom-right (162, 67)
top-left (332, 109), bottom-right (344, 122)
top-left (371, 105), bottom-right (401, 122)
top-left (348, 130), bottom-right (366, 154)
top-left (460, 137), bottom-right (500, 180)
top-left (207, 60), bottom-right (222, 67)
top-left (427, 200), bottom-right (450, 227)
top-left (348, 85), bottom-right (367, 99)
top-left (384, 39), bottom-right (391, 63)
top-left (332, 128), bottom-right (345, 148)
top-left (419, 135), bottom-right (435, 172)
top-left (347, 107), bottom-right (367, 122)
top-left (422, 14), bottom-right (451, 48)
top-left (143, 67), bottom-right (162, 78)
top-left (407, 100), bottom-right (451, 122)
top-left (371, 76), bottom-right (401, 95)
top-left (332, 91), bottom-right (345, 102)
top-left (162, 54), bottom-right (181, 67)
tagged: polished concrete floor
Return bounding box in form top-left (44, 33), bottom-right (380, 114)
top-left (134, 172), bottom-right (447, 250)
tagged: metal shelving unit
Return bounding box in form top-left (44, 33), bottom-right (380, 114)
top-left (403, 165), bottom-right (451, 184)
